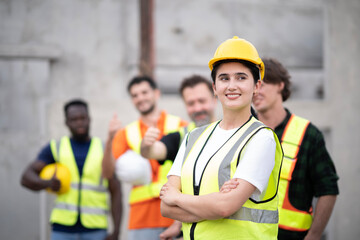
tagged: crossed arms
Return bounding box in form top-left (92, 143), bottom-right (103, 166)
top-left (160, 175), bottom-right (256, 222)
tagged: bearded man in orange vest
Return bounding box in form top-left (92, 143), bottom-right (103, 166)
top-left (102, 76), bottom-right (187, 240)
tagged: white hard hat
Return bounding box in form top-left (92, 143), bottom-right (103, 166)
top-left (115, 150), bottom-right (151, 186)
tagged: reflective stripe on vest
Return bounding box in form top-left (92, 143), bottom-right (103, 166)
top-left (181, 117), bottom-right (283, 240)
top-left (125, 114), bottom-right (182, 204)
top-left (179, 122), bottom-right (197, 146)
top-left (278, 114), bottom-right (312, 231)
top-left (49, 136), bottom-right (109, 229)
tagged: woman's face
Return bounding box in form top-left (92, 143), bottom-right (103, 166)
top-left (213, 62), bottom-right (260, 111)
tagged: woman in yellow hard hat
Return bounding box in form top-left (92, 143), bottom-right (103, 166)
top-left (159, 37), bottom-right (283, 240)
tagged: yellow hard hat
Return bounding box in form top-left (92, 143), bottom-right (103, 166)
top-left (208, 36), bottom-right (265, 80)
top-left (40, 163), bottom-right (71, 195)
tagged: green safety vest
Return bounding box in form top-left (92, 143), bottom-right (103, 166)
top-left (181, 117), bottom-right (283, 240)
top-left (126, 114), bottom-right (182, 204)
top-left (49, 136), bottom-right (109, 229)
top-left (278, 114), bottom-right (313, 231)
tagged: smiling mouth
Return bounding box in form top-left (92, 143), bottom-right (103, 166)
top-left (226, 94), bottom-right (241, 98)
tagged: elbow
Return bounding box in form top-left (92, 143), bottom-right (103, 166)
top-left (217, 208), bottom-right (235, 218)
top-left (213, 201), bottom-right (238, 218)
top-left (20, 177), bottom-right (26, 188)
top-left (20, 174), bottom-right (30, 189)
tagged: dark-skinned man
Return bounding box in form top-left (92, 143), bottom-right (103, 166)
top-left (21, 99), bottom-right (122, 240)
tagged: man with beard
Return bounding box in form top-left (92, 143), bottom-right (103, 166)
top-left (102, 76), bottom-right (187, 240)
top-left (21, 99), bottom-right (122, 240)
top-left (140, 75), bottom-right (217, 240)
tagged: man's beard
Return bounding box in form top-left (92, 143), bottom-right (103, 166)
top-left (72, 129), bottom-right (90, 142)
top-left (191, 111), bottom-right (211, 127)
top-left (139, 103), bottom-right (155, 116)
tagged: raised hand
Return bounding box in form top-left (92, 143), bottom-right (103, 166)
top-left (142, 127), bottom-right (160, 148)
top-left (108, 113), bottom-right (122, 139)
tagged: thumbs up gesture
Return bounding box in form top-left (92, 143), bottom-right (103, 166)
top-left (108, 113), bottom-right (122, 139)
top-left (142, 127), bottom-right (161, 148)
top-left (48, 165), bottom-right (61, 192)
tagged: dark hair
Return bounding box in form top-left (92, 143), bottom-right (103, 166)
top-left (262, 58), bottom-right (291, 101)
top-left (179, 75), bottom-right (213, 97)
top-left (64, 99), bottom-right (88, 116)
top-left (127, 76), bottom-right (158, 93)
top-left (210, 59), bottom-right (260, 84)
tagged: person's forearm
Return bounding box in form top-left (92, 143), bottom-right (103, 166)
top-left (305, 195), bottom-right (337, 240)
top-left (161, 200), bottom-right (203, 223)
top-left (20, 162), bottom-right (50, 191)
top-left (102, 137), bottom-right (116, 179)
top-left (171, 180), bottom-right (254, 220)
top-left (110, 178), bottom-right (122, 237)
top-left (21, 170), bottom-right (49, 191)
top-left (174, 192), bottom-right (232, 220)
top-left (141, 141), bottom-right (167, 160)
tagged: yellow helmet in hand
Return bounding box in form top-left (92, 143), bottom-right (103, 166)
top-left (40, 163), bottom-right (71, 194)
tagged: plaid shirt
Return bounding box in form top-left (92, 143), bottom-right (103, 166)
top-left (276, 109), bottom-right (339, 239)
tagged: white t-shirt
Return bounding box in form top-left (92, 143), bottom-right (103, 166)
top-left (167, 125), bottom-right (276, 200)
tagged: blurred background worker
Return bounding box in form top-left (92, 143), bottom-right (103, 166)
top-left (141, 74), bottom-right (217, 163)
top-left (21, 99), bottom-right (122, 240)
top-left (253, 58), bottom-right (339, 240)
top-left (102, 76), bottom-right (187, 240)
top-left (140, 74), bottom-right (217, 240)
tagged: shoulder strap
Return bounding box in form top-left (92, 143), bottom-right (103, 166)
top-left (125, 121), bottom-right (141, 153)
top-left (282, 114), bottom-right (310, 159)
top-left (49, 138), bottom-right (61, 163)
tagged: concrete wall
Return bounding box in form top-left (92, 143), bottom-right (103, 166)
top-left (0, 0), bottom-right (359, 239)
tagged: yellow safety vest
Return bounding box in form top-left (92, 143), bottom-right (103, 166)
top-left (181, 117), bottom-right (283, 240)
top-left (49, 136), bottom-right (109, 229)
top-left (126, 114), bottom-right (182, 204)
top-left (278, 114), bottom-right (312, 231)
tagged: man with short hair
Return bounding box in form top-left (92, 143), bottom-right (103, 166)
top-left (21, 99), bottom-right (122, 240)
top-left (102, 76), bottom-right (187, 240)
top-left (253, 58), bottom-right (339, 240)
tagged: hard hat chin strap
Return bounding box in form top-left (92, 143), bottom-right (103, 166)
top-left (259, 68), bottom-right (262, 81)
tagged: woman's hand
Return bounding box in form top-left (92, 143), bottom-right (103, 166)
top-left (160, 182), bottom-right (181, 206)
top-left (219, 178), bottom-right (239, 193)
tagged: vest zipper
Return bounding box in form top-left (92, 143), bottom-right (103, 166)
top-left (77, 180), bottom-right (82, 217)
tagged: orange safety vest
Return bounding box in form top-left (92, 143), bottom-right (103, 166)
top-left (124, 113), bottom-right (183, 229)
top-left (278, 114), bottom-right (312, 231)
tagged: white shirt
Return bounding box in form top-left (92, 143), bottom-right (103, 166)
top-left (168, 125), bottom-right (276, 200)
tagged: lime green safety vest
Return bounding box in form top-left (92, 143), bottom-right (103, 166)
top-left (278, 114), bottom-right (313, 231)
top-left (181, 117), bottom-right (283, 240)
top-left (126, 114), bottom-right (182, 204)
top-left (49, 136), bottom-right (109, 229)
